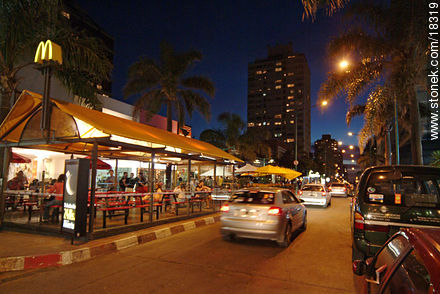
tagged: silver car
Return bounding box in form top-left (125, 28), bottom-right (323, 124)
top-left (328, 182), bottom-right (348, 197)
top-left (298, 184), bottom-right (331, 207)
top-left (220, 188), bottom-right (307, 247)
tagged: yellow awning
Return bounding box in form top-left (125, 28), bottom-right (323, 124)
top-left (0, 90), bottom-right (242, 163)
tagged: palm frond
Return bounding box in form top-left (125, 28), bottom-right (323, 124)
top-left (346, 104), bottom-right (365, 125)
top-left (178, 89), bottom-right (211, 121)
top-left (301, 0), bottom-right (349, 21)
top-left (180, 76), bottom-right (215, 97)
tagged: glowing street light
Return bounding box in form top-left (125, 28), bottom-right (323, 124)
top-left (339, 60), bottom-right (349, 70)
top-left (338, 141), bottom-right (343, 145)
top-left (349, 145), bottom-right (354, 150)
top-left (321, 100), bottom-right (328, 107)
top-left (348, 132), bottom-right (355, 136)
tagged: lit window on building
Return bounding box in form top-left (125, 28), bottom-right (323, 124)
top-left (286, 103), bottom-right (289, 107)
top-left (287, 96), bottom-right (294, 100)
top-left (258, 123), bottom-right (262, 126)
top-left (275, 80), bottom-right (282, 83)
top-left (263, 93), bottom-right (266, 96)
top-left (342, 150), bottom-right (346, 153)
top-left (256, 70), bottom-right (262, 75)
top-left (286, 138), bottom-right (294, 143)
top-left (287, 72), bottom-right (294, 76)
top-left (275, 85), bottom-right (281, 89)
top-left (276, 62), bottom-right (282, 66)
top-left (288, 56), bottom-right (295, 59)
top-left (290, 120), bottom-right (294, 124)
top-left (275, 67), bottom-right (282, 72)
top-left (263, 122), bottom-right (267, 125)
top-left (298, 89), bottom-right (302, 93)
top-left (248, 122), bottom-right (255, 127)
top-left (287, 84), bottom-right (294, 88)
top-left (286, 109), bottom-right (294, 112)
top-left (274, 114), bottom-right (282, 118)
top-left (274, 122), bottom-right (282, 125)
top-left (274, 133), bottom-right (282, 138)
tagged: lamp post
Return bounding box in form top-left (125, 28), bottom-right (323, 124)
top-left (294, 100), bottom-right (328, 171)
top-left (34, 40), bottom-right (62, 140)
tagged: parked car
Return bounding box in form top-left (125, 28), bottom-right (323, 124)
top-left (328, 182), bottom-right (348, 197)
top-left (351, 165), bottom-right (440, 261)
top-left (352, 228), bottom-right (440, 293)
top-left (298, 183), bottom-right (331, 207)
top-left (220, 187), bottom-right (307, 247)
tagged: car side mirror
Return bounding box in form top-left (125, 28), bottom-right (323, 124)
top-left (352, 260), bottom-right (366, 276)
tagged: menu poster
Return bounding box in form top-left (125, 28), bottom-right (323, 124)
top-left (62, 159), bottom-right (89, 238)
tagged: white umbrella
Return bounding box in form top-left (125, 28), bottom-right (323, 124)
top-left (235, 163), bottom-right (257, 174)
top-left (200, 166), bottom-right (232, 177)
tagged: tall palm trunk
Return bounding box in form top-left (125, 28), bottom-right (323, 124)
top-left (166, 101), bottom-right (172, 132)
top-left (409, 91), bottom-right (423, 164)
top-left (165, 101), bottom-right (173, 188)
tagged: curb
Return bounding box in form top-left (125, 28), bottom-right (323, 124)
top-left (0, 215), bottom-right (221, 273)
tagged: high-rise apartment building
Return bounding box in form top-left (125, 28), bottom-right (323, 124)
top-left (314, 134), bottom-right (343, 178)
top-left (247, 43), bottom-right (311, 163)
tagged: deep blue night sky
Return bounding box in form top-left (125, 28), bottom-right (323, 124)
top-left (77, 0), bottom-right (362, 146)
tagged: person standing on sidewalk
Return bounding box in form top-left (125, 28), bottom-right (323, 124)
top-left (43, 174), bottom-right (65, 221)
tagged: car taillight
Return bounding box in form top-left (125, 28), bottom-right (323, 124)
top-left (298, 190), bottom-right (303, 195)
top-left (354, 212), bottom-right (364, 230)
top-left (321, 192), bottom-right (326, 196)
top-left (267, 206), bottom-right (282, 216)
top-left (328, 187), bottom-right (332, 191)
top-left (343, 187), bottom-right (346, 191)
top-left (220, 204), bottom-right (230, 213)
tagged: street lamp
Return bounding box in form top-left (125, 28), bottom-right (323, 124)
top-left (294, 100), bottom-right (329, 170)
top-left (339, 60), bottom-right (349, 70)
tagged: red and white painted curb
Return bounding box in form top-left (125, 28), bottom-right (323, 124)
top-left (0, 215), bottom-right (220, 273)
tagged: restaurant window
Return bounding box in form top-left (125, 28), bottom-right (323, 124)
top-left (275, 67), bottom-right (282, 72)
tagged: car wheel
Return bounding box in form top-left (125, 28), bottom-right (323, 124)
top-left (222, 234), bottom-right (234, 242)
top-left (300, 213), bottom-right (307, 231)
top-left (327, 200), bottom-right (331, 207)
top-left (277, 222), bottom-right (292, 247)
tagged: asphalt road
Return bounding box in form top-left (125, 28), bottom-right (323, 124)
top-left (0, 197), bottom-right (355, 294)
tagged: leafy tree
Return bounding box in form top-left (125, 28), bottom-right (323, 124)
top-left (318, 0), bottom-right (427, 164)
top-left (431, 151), bottom-right (440, 168)
top-left (199, 129), bottom-right (225, 150)
top-left (0, 0), bottom-right (112, 121)
top-left (124, 41), bottom-right (215, 132)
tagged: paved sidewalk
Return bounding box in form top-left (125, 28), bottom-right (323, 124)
top-left (0, 213), bottom-right (220, 273)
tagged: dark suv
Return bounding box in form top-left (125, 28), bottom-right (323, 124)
top-left (352, 228), bottom-right (440, 293)
top-left (351, 165), bottom-right (440, 261)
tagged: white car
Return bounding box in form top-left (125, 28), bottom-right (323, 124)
top-left (298, 184), bottom-right (331, 207)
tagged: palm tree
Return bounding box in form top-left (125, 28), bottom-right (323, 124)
top-left (0, 0), bottom-right (112, 122)
top-left (123, 41), bottom-right (215, 132)
top-left (301, 0), bottom-right (349, 20)
top-left (318, 0), bottom-right (427, 164)
top-left (217, 112), bottom-right (245, 151)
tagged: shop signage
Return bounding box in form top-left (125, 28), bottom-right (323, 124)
top-left (34, 40), bottom-right (63, 64)
top-left (62, 159), bottom-right (89, 238)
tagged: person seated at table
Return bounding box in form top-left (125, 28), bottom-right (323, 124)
top-left (43, 174), bottom-right (65, 222)
top-left (195, 181), bottom-right (212, 208)
top-left (7, 170), bottom-right (28, 190)
top-left (153, 183), bottom-right (163, 202)
top-left (174, 183), bottom-right (187, 202)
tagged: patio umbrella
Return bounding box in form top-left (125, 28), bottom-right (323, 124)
top-left (85, 156), bottom-right (112, 170)
top-left (235, 163), bottom-right (257, 174)
top-left (11, 152), bottom-right (31, 163)
top-left (255, 165), bottom-right (302, 180)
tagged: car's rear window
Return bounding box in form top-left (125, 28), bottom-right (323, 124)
top-left (365, 171), bottom-right (440, 208)
top-left (302, 185), bottom-right (324, 192)
top-left (230, 191), bottom-right (275, 204)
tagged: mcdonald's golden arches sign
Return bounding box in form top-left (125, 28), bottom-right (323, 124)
top-left (34, 40), bottom-right (62, 64)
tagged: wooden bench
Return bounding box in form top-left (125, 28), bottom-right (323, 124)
top-left (97, 199), bottom-right (130, 228)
